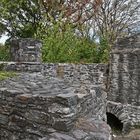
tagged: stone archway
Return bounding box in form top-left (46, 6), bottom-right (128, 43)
top-left (106, 101), bottom-right (129, 134)
top-left (107, 112), bottom-right (123, 134)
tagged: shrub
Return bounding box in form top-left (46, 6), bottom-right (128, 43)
top-left (0, 44), bottom-right (10, 61)
top-left (42, 23), bottom-right (109, 63)
top-left (96, 37), bottom-right (110, 63)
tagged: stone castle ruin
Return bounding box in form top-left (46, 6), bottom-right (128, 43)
top-left (107, 34), bottom-right (140, 133)
top-left (0, 33), bottom-right (140, 140)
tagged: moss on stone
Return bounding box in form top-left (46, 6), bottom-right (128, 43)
top-left (0, 71), bottom-right (17, 81)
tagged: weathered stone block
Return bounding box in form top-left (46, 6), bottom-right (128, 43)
top-left (10, 38), bottom-right (42, 62)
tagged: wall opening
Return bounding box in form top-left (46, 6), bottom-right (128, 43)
top-left (107, 112), bottom-right (123, 134)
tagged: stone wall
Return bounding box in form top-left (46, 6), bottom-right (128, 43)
top-left (0, 62), bottom-right (110, 140)
top-left (1, 62), bottom-right (107, 86)
top-left (1, 34), bottom-right (140, 138)
top-left (107, 33), bottom-right (140, 131)
top-left (0, 62), bottom-right (43, 72)
top-left (43, 63), bottom-right (107, 85)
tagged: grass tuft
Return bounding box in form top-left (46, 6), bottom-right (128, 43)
top-left (0, 71), bottom-right (17, 81)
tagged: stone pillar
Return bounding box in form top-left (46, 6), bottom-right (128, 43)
top-left (108, 33), bottom-right (140, 105)
top-left (10, 38), bottom-right (42, 62)
top-left (107, 33), bottom-right (140, 131)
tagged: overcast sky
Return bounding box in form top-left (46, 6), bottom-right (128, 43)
top-left (0, 35), bottom-right (8, 44)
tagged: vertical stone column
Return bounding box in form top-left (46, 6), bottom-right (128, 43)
top-left (108, 34), bottom-right (140, 105)
top-left (10, 38), bottom-right (42, 62)
top-left (107, 33), bottom-right (140, 131)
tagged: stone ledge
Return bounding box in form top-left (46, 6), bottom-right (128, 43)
top-left (0, 62), bottom-right (43, 72)
top-left (0, 119), bottom-right (111, 140)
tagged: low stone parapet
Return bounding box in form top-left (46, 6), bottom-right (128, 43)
top-left (0, 62), bottom-right (43, 72)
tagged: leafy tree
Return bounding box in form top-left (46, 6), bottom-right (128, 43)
top-left (1, 0), bottom-right (139, 63)
top-left (42, 0), bottom-right (140, 45)
top-left (0, 0), bottom-right (102, 39)
top-left (1, 0), bottom-right (139, 41)
top-left (42, 22), bottom-right (107, 63)
top-left (0, 0), bottom-right (42, 38)
top-left (89, 0), bottom-right (140, 45)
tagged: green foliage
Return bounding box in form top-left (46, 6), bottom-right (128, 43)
top-left (0, 0), bottom-right (111, 63)
top-left (42, 23), bottom-right (109, 63)
top-left (0, 71), bottom-right (17, 81)
top-left (0, 0), bottom-right (41, 38)
top-left (96, 37), bottom-right (110, 63)
top-left (0, 44), bottom-right (10, 61)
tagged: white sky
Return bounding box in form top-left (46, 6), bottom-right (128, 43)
top-left (0, 35), bottom-right (9, 44)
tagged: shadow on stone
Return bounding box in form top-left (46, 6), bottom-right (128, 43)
top-left (107, 112), bottom-right (123, 134)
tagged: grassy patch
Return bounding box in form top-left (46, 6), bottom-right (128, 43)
top-left (0, 71), bottom-right (17, 81)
